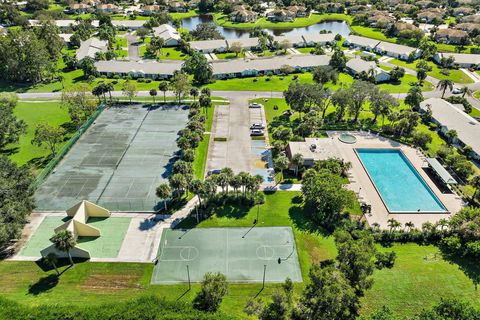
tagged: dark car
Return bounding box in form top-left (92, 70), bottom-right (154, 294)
top-left (207, 169), bottom-right (221, 177)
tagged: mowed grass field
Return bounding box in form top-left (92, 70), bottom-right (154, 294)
top-left (2, 192), bottom-right (479, 318)
top-left (6, 101), bottom-right (72, 171)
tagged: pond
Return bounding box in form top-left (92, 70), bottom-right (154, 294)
top-left (180, 15), bottom-right (351, 39)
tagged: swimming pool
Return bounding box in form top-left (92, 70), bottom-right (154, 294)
top-left (356, 149), bottom-right (447, 213)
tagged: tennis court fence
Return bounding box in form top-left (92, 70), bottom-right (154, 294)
top-left (31, 104), bottom-right (106, 190)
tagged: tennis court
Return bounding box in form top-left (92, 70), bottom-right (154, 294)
top-left (35, 105), bottom-right (189, 211)
top-left (151, 227), bottom-right (302, 284)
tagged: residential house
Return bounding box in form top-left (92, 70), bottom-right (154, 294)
top-left (302, 33), bottom-right (336, 46)
top-left (455, 23), bottom-right (480, 35)
top-left (435, 28), bottom-right (469, 44)
top-left (416, 0), bottom-right (436, 8)
top-left (367, 14), bottom-right (395, 28)
top-left (226, 37), bottom-right (260, 50)
top-left (344, 35), bottom-right (381, 51)
top-left (230, 8), bottom-right (258, 22)
top-left (347, 5), bottom-right (367, 14)
top-left (189, 39), bottom-right (228, 53)
top-left (433, 52), bottom-right (480, 68)
top-left (96, 3), bottom-right (121, 13)
top-left (267, 9), bottom-right (296, 22)
top-left (211, 54), bottom-right (330, 79)
top-left (76, 38), bottom-right (108, 61)
top-left (324, 3), bottom-right (344, 13)
top-left (452, 7), bottom-right (475, 17)
top-left (285, 138), bottom-right (340, 168)
top-left (273, 34), bottom-right (306, 47)
top-left (169, 1), bottom-right (187, 12)
top-left (188, 0), bottom-right (200, 8)
top-left (374, 41), bottom-right (421, 60)
top-left (420, 98), bottom-right (480, 160)
top-left (346, 58), bottom-right (391, 82)
top-left (111, 20), bottom-right (146, 30)
top-left (67, 3), bottom-right (92, 14)
top-left (141, 4), bottom-right (162, 16)
top-left (392, 22), bottom-right (422, 36)
top-left (95, 60), bottom-right (183, 79)
top-left (152, 24), bottom-right (181, 46)
top-left (461, 14), bottom-right (480, 24)
top-left (395, 4), bottom-right (416, 14)
top-left (417, 8), bottom-right (444, 23)
top-left (286, 5), bottom-right (308, 17)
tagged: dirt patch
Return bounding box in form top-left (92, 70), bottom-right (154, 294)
top-left (80, 274), bottom-right (144, 292)
top-left (253, 159), bottom-right (266, 168)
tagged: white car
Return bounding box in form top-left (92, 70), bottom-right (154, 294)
top-left (452, 87), bottom-right (462, 94)
top-left (250, 129), bottom-right (264, 136)
top-left (250, 123), bottom-right (265, 129)
top-left (249, 103), bottom-right (263, 108)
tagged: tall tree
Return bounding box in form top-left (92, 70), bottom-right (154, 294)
top-left (369, 88), bottom-right (398, 123)
top-left (61, 84), bottom-right (97, 128)
top-left (182, 51), bottom-right (213, 85)
top-left (122, 80), bottom-right (138, 103)
top-left (170, 71), bottom-right (191, 103)
top-left (0, 93), bottom-right (26, 149)
top-left (50, 230), bottom-right (76, 266)
top-left (347, 81), bottom-right (373, 123)
top-left (437, 79), bottom-right (454, 98)
top-left (155, 183), bottom-right (171, 211)
top-left (404, 85), bottom-right (424, 109)
top-left (149, 88), bottom-right (157, 104)
top-left (158, 81), bottom-right (169, 103)
top-left (193, 272), bottom-right (228, 312)
top-left (0, 156), bottom-right (34, 249)
top-left (31, 123), bottom-right (66, 156)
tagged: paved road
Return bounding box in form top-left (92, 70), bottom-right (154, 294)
top-left (125, 34), bottom-right (141, 61)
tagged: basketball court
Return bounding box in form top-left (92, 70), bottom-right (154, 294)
top-left (151, 227), bottom-right (302, 284)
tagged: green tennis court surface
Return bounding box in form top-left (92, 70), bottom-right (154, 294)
top-left (151, 227), bottom-right (302, 284)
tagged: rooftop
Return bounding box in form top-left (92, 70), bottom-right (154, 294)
top-left (287, 137), bottom-right (340, 161)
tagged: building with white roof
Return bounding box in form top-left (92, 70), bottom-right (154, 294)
top-left (344, 35), bottom-right (381, 50)
top-left (346, 58), bottom-right (391, 82)
top-left (420, 98), bottom-right (480, 160)
top-left (302, 33), bottom-right (336, 46)
top-left (189, 39), bottom-right (228, 53)
top-left (433, 52), bottom-right (480, 68)
top-left (374, 41), bottom-right (421, 60)
top-left (95, 60), bottom-right (183, 79)
top-left (76, 38), bottom-right (108, 61)
top-left (152, 24), bottom-right (181, 46)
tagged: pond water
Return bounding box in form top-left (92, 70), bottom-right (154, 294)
top-left (180, 15), bottom-right (351, 39)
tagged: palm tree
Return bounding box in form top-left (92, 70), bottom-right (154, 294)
top-left (159, 81), bottom-right (169, 103)
top-left (436, 218), bottom-right (449, 231)
top-left (189, 180), bottom-right (204, 206)
top-left (274, 155), bottom-right (289, 182)
top-left (149, 89), bottom-right (157, 104)
top-left (190, 88), bottom-right (199, 101)
top-left (405, 221), bottom-right (415, 232)
top-left (92, 85), bottom-right (104, 103)
top-left (43, 252), bottom-right (60, 276)
top-left (387, 218), bottom-right (401, 233)
top-left (437, 79), bottom-right (454, 98)
top-left (371, 222), bottom-right (380, 231)
top-left (105, 82), bottom-right (114, 102)
top-left (220, 167), bottom-right (234, 192)
top-left (292, 153), bottom-right (304, 176)
top-left (199, 94), bottom-right (211, 118)
top-left (470, 175), bottom-right (480, 201)
top-left (156, 183), bottom-right (171, 211)
top-left (201, 87), bottom-right (211, 97)
top-left (50, 230), bottom-right (76, 266)
top-left (460, 86), bottom-right (472, 98)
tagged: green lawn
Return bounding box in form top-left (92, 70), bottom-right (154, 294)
top-left (2, 191), bottom-right (479, 317)
top-left (388, 59), bottom-right (474, 84)
top-left (5, 101), bottom-right (72, 171)
top-left (215, 52), bottom-right (246, 59)
top-left (206, 73), bottom-right (354, 92)
top-left (213, 13), bottom-right (352, 30)
top-left (114, 36), bottom-right (127, 48)
top-left (115, 49), bottom-right (128, 58)
top-left (139, 46), bottom-right (187, 60)
top-left (193, 104), bottom-right (215, 180)
top-left (350, 25), bottom-right (393, 42)
top-left (169, 9), bottom-right (198, 20)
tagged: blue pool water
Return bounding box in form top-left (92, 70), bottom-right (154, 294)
top-left (356, 149), bottom-right (446, 213)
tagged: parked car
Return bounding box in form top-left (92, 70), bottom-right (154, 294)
top-left (452, 87), bottom-right (462, 94)
top-left (250, 129), bottom-right (264, 136)
top-left (249, 102), bottom-right (263, 108)
top-left (207, 169), bottom-right (221, 176)
top-left (250, 123), bottom-right (265, 129)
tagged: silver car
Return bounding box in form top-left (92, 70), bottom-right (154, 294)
top-left (250, 123), bottom-right (265, 129)
top-left (249, 102), bottom-right (263, 108)
top-left (250, 129), bottom-right (264, 136)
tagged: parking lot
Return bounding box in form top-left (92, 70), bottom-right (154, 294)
top-left (205, 97), bottom-right (274, 184)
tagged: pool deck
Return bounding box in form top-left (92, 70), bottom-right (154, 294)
top-left (328, 131), bottom-right (465, 230)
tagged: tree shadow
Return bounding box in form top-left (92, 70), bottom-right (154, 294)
top-left (288, 201), bottom-right (331, 236)
top-left (27, 274), bottom-right (59, 295)
top-left (0, 146), bottom-right (19, 156)
top-left (440, 251), bottom-right (480, 290)
top-left (60, 122), bottom-right (78, 134)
